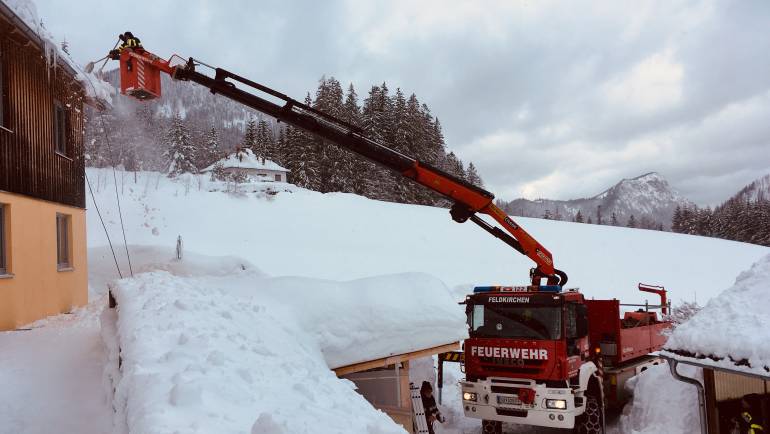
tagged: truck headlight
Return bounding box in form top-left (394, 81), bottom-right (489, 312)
top-left (463, 392), bottom-right (477, 402)
top-left (545, 399), bottom-right (567, 410)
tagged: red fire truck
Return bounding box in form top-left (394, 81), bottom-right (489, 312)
top-left (98, 38), bottom-right (670, 434)
top-left (460, 283), bottom-right (670, 433)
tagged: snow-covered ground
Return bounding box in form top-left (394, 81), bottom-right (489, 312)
top-left (0, 298), bottom-right (112, 434)
top-left (2, 169), bottom-right (769, 434)
top-left (86, 169), bottom-right (768, 303)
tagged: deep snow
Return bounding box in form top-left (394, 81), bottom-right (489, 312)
top-left (663, 252), bottom-right (770, 376)
top-left (86, 168), bottom-right (769, 304)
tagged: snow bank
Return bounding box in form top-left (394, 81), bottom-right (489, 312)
top-left (101, 247), bottom-right (465, 433)
top-left (617, 364), bottom-right (701, 434)
top-left (663, 253), bottom-right (770, 376)
top-left (5, 0), bottom-right (115, 106)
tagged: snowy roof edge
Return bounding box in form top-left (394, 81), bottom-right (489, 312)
top-left (660, 349), bottom-right (770, 380)
top-left (0, 1), bottom-right (78, 78)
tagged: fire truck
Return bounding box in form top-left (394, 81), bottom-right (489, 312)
top-left (459, 283), bottom-right (670, 433)
top-left (98, 38), bottom-right (670, 434)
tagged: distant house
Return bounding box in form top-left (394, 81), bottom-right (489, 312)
top-left (661, 255), bottom-right (770, 434)
top-left (0, 1), bottom-right (91, 330)
top-left (203, 148), bottom-right (290, 183)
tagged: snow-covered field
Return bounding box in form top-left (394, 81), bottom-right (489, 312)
top-left (2, 169), bottom-right (769, 434)
top-left (86, 169), bottom-right (768, 303)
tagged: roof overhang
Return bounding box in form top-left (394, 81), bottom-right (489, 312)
top-left (660, 351), bottom-right (770, 381)
top-left (333, 341), bottom-right (461, 377)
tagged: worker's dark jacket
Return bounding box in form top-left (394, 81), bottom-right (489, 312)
top-left (421, 393), bottom-right (439, 433)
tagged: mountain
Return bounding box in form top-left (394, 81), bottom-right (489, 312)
top-left (499, 172), bottom-right (693, 229)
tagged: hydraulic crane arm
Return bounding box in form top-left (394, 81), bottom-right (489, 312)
top-left (112, 49), bottom-right (567, 286)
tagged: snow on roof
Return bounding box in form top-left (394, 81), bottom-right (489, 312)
top-left (662, 253), bottom-right (770, 378)
top-left (103, 246), bottom-right (465, 433)
top-left (203, 148), bottom-right (289, 172)
top-left (3, 0), bottom-right (115, 107)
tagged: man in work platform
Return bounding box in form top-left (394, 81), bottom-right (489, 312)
top-left (109, 31), bottom-right (143, 60)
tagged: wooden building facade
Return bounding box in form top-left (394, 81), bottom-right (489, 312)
top-left (0, 1), bottom-right (88, 330)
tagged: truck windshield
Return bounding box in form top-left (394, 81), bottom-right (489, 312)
top-left (469, 304), bottom-right (562, 340)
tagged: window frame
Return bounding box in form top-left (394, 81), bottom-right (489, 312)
top-left (53, 100), bottom-right (68, 156)
top-left (0, 204), bottom-right (7, 275)
top-left (274, 173), bottom-right (281, 182)
top-left (56, 213), bottom-right (72, 270)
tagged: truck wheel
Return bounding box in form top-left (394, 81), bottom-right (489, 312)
top-left (482, 419), bottom-right (502, 434)
top-left (574, 392), bottom-right (604, 434)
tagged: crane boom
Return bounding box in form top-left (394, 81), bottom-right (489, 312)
top-left (112, 49), bottom-right (567, 286)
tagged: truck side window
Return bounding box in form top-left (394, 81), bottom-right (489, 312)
top-left (472, 305), bottom-right (484, 331)
top-left (566, 304), bottom-right (578, 339)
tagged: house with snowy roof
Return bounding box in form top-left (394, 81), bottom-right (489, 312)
top-left (203, 148), bottom-right (290, 183)
top-left (0, 0), bottom-right (101, 330)
top-left (660, 254), bottom-right (770, 433)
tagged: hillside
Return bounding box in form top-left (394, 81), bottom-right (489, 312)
top-left (499, 172), bottom-right (692, 230)
top-left (86, 169), bottom-right (768, 305)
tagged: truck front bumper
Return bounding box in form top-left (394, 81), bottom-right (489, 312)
top-left (460, 378), bottom-right (583, 429)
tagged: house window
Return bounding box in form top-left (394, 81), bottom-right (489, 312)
top-left (56, 213), bottom-right (71, 270)
top-left (0, 204), bottom-right (7, 275)
top-left (53, 100), bottom-right (68, 155)
top-left (274, 174), bottom-right (281, 182)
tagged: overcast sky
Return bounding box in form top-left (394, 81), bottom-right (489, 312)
top-left (35, 0), bottom-right (770, 205)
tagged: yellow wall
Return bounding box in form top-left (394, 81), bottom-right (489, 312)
top-left (0, 191), bottom-right (87, 330)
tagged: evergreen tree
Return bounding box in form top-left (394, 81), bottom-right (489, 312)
top-left (610, 212), bottom-right (619, 226)
top-left (256, 118), bottom-right (274, 162)
top-left (575, 210), bottom-right (584, 223)
top-left (466, 162), bottom-right (484, 188)
top-left (596, 205), bottom-right (603, 225)
top-left (626, 214), bottom-right (637, 228)
top-left (163, 114), bottom-right (197, 176)
top-left (196, 126), bottom-right (220, 170)
top-left (587, 216), bottom-right (593, 224)
top-left (242, 117), bottom-right (258, 156)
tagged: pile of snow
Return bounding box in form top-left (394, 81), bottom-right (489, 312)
top-left (663, 253), bottom-right (770, 376)
top-left (203, 148), bottom-right (289, 173)
top-left (5, 0), bottom-right (114, 105)
top-left (101, 246), bottom-right (465, 433)
top-left (617, 364), bottom-right (701, 434)
top-left (87, 168), bottom-right (769, 305)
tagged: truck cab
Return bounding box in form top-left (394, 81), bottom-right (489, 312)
top-left (460, 285), bottom-right (599, 432)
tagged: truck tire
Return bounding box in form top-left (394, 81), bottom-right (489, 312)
top-left (574, 385), bottom-right (604, 434)
top-left (482, 419), bottom-right (502, 434)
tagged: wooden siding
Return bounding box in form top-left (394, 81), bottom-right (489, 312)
top-left (0, 21), bottom-right (86, 209)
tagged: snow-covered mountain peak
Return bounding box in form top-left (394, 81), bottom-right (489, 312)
top-left (501, 172), bottom-right (692, 229)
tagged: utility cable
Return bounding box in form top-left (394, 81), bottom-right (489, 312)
top-left (85, 171), bottom-right (123, 279)
top-left (72, 58), bottom-right (134, 277)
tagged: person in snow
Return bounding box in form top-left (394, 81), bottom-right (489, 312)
top-left (420, 381), bottom-right (444, 434)
top-left (732, 395), bottom-right (764, 434)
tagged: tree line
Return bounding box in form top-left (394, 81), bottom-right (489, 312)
top-left (672, 198), bottom-right (770, 247)
top-left (86, 76), bottom-right (484, 207)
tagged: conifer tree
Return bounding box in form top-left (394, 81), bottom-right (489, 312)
top-left (242, 117), bottom-right (258, 156)
top-left (627, 214), bottom-right (637, 228)
top-left (466, 162), bottom-right (484, 188)
top-left (163, 114), bottom-right (197, 176)
top-left (196, 126), bottom-right (220, 170)
top-left (611, 212), bottom-right (619, 226)
top-left (575, 210), bottom-right (584, 223)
